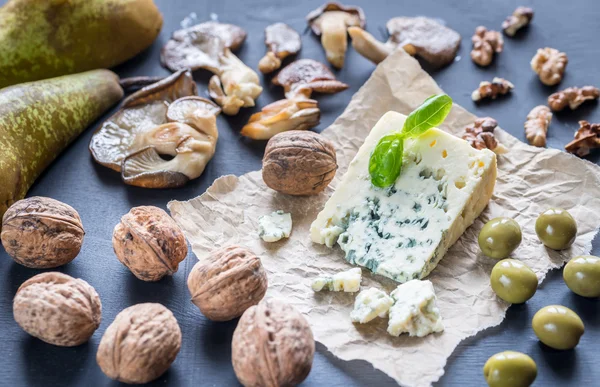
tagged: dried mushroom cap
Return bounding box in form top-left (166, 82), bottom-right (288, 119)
top-left (273, 59), bottom-right (349, 98)
top-left (232, 298), bottom-right (315, 387)
top-left (531, 47), bottom-right (568, 86)
top-left (241, 98), bottom-right (320, 140)
top-left (1, 196), bottom-right (84, 268)
top-left (386, 17), bottom-right (461, 68)
top-left (13, 272), bottom-right (101, 347)
top-left (525, 105), bottom-right (552, 147)
top-left (565, 121), bottom-right (600, 157)
top-left (187, 246), bottom-right (268, 321)
top-left (160, 22), bottom-right (246, 72)
top-left (306, 2), bottom-right (365, 68)
top-left (113, 206), bottom-right (188, 281)
top-left (462, 117), bottom-right (508, 154)
top-left (262, 131), bottom-right (337, 195)
top-left (259, 23), bottom-right (302, 74)
top-left (97, 303), bottom-right (181, 384)
top-left (90, 71), bottom-right (220, 188)
top-left (548, 86), bottom-right (600, 111)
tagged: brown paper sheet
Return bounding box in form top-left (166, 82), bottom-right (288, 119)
top-left (168, 50), bottom-right (600, 387)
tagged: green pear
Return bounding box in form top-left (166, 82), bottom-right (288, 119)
top-left (0, 69), bottom-right (124, 218)
top-left (0, 0), bottom-right (163, 88)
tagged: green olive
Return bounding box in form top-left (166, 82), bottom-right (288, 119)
top-left (483, 351), bottom-right (537, 387)
top-left (490, 259), bottom-right (537, 304)
top-left (478, 217), bottom-right (522, 259)
top-left (535, 208), bottom-right (577, 250)
top-left (532, 305), bottom-right (584, 350)
top-left (563, 255), bottom-right (600, 297)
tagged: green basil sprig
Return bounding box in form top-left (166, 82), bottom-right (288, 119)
top-left (369, 94), bottom-right (453, 188)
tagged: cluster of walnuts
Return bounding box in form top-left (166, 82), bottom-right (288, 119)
top-left (3, 195), bottom-right (315, 386)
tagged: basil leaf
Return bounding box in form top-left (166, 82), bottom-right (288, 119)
top-left (401, 94), bottom-right (453, 138)
top-left (369, 133), bottom-right (404, 188)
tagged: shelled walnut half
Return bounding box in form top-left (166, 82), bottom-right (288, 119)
top-left (462, 117), bottom-right (508, 154)
top-left (161, 22), bottom-right (262, 115)
top-left (531, 48), bottom-right (568, 86)
top-left (90, 71), bottom-right (221, 188)
top-left (348, 17), bottom-right (461, 68)
top-left (241, 59), bottom-right (348, 140)
top-left (232, 299), bottom-right (315, 387)
top-left (548, 86), bottom-right (599, 111)
top-left (258, 23), bottom-right (301, 74)
top-left (472, 77), bottom-right (514, 102)
top-left (502, 7), bottom-right (534, 37)
top-left (565, 121), bottom-right (600, 157)
top-left (306, 2), bottom-right (365, 68)
top-left (525, 105), bottom-right (553, 147)
top-left (471, 26), bottom-right (504, 67)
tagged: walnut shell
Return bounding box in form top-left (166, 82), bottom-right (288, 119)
top-left (96, 303), bottom-right (182, 384)
top-left (13, 272), bottom-right (101, 346)
top-left (113, 206), bottom-right (188, 281)
top-left (232, 299), bottom-right (315, 387)
top-left (262, 130), bottom-right (337, 195)
top-left (1, 197), bottom-right (84, 268)
top-left (187, 246), bottom-right (267, 321)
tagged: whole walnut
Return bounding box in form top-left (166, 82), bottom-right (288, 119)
top-left (232, 299), bottom-right (315, 387)
top-left (262, 130), bottom-right (337, 195)
top-left (188, 246), bottom-right (268, 321)
top-left (113, 206), bottom-right (188, 281)
top-left (97, 303), bottom-right (182, 384)
top-left (13, 272), bottom-right (101, 346)
top-left (1, 197), bottom-right (84, 268)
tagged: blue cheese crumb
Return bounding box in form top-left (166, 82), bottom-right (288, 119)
top-left (258, 210), bottom-right (292, 242)
top-left (387, 279), bottom-right (444, 337)
top-left (350, 287), bottom-right (394, 323)
top-left (312, 267), bottom-right (362, 292)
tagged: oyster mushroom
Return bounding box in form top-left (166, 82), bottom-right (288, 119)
top-left (241, 59), bottom-right (348, 140)
top-left (89, 70), bottom-right (221, 188)
top-left (307, 2), bottom-right (365, 69)
top-left (258, 23), bottom-right (302, 74)
top-left (349, 17), bottom-right (461, 68)
top-left (160, 22), bottom-right (262, 115)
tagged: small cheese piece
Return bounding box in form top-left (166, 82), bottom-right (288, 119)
top-left (388, 279), bottom-right (444, 337)
top-left (258, 210), bottom-right (292, 242)
top-left (350, 287), bottom-right (394, 323)
top-left (310, 111), bottom-right (497, 283)
top-left (312, 267), bottom-right (362, 292)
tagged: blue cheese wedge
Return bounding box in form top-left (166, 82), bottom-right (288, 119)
top-left (312, 267), bottom-right (362, 292)
top-left (388, 279), bottom-right (443, 337)
top-left (350, 287), bottom-right (394, 323)
top-left (258, 210), bottom-right (292, 242)
top-left (310, 111), bottom-right (497, 283)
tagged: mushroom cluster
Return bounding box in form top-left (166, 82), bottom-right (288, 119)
top-left (89, 70), bottom-right (221, 188)
top-left (161, 22), bottom-right (262, 115)
top-left (241, 59), bottom-right (348, 140)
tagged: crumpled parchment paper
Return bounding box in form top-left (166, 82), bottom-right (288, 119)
top-left (168, 49), bottom-right (600, 387)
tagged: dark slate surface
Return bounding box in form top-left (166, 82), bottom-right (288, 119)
top-left (1, 0), bottom-right (599, 386)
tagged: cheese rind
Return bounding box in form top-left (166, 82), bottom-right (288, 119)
top-left (387, 279), bottom-right (444, 337)
top-left (310, 112), bottom-right (497, 283)
top-left (350, 287), bottom-right (394, 323)
top-left (312, 267), bottom-right (362, 292)
top-left (258, 210), bottom-right (292, 242)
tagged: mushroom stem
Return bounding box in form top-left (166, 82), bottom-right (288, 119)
top-left (258, 52), bottom-right (282, 74)
top-left (348, 27), bottom-right (394, 64)
top-left (119, 76), bottom-right (165, 92)
top-left (320, 13), bottom-right (349, 68)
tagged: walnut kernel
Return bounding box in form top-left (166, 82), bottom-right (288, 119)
top-left (565, 121), bottom-right (600, 157)
top-left (525, 105), bottom-right (553, 147)
top-left (472, 77), bottom-right (514, 102)
top-left (187, 246), bottom-right (268, 321)
top-left (462, 117), bottom-right (507, 154)
top-left (471, 26), bottom-right (504, 66)
top-left (13, 272), bottom-right (101, 346)
top-left (548, 86), bottom-right (599, 111)
top-left (97, 303), bottom-right (181, 384)
top-left (502, 7), bottom-right (534, 37)
top-left (262, 130), bottom-right (337, 195)
top-left (232, 299), bottom-right (315, 387)
top-left (1, 197), bottom-right (84, 268)
top-left (531, 48), bottom-right (568, 86)
top-left (113, 206), bottom-right (188, 281)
